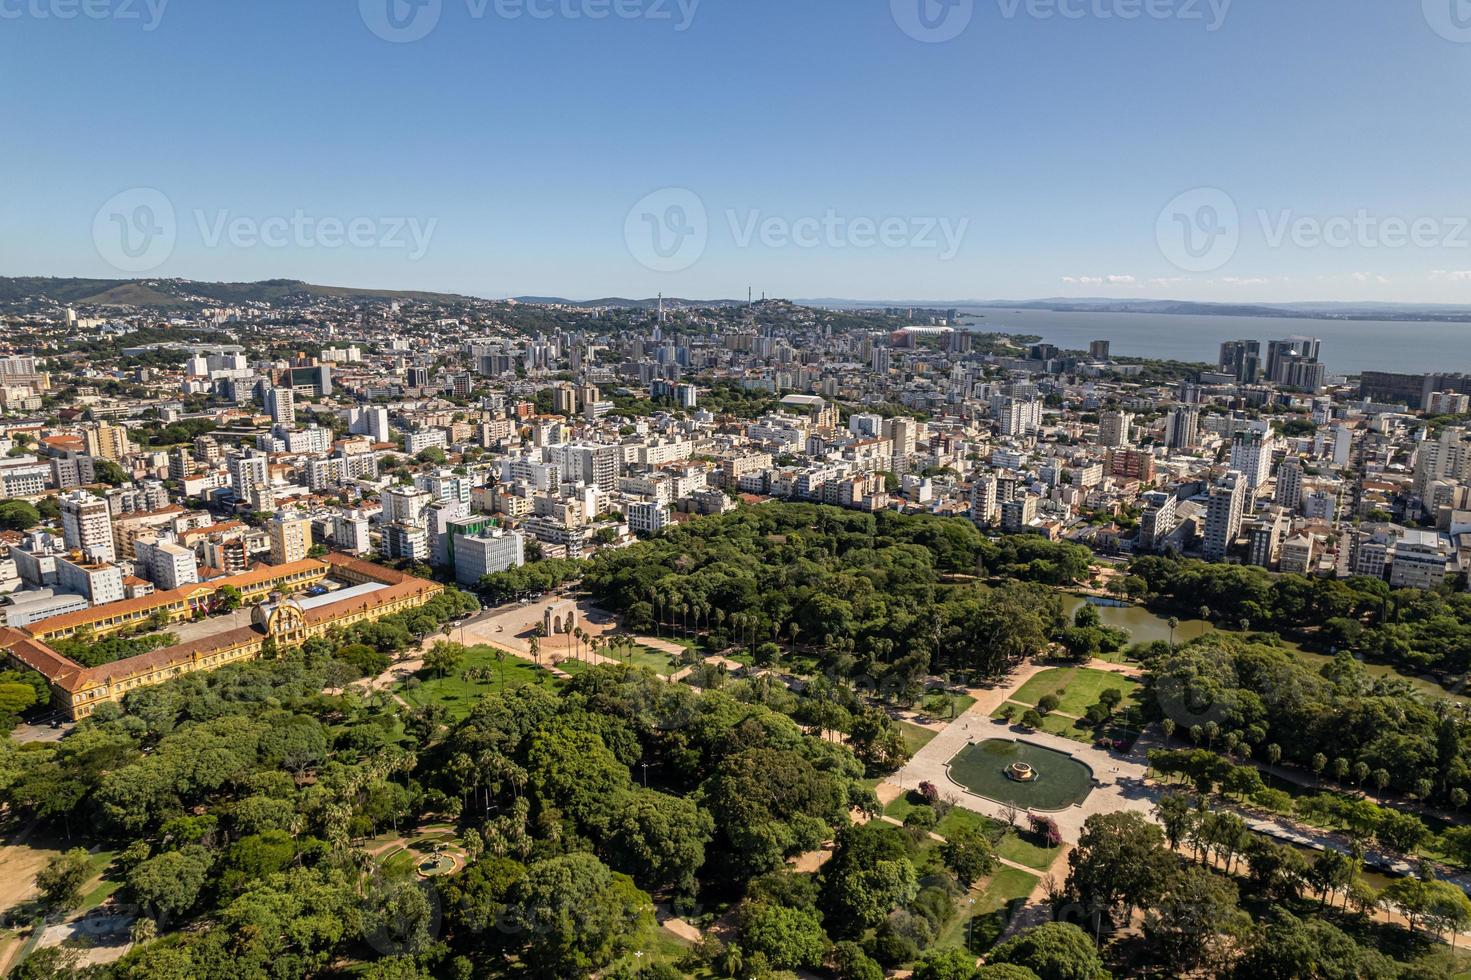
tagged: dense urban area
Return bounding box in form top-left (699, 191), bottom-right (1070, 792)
top-left (1, 278), bottom-right (1470, 979)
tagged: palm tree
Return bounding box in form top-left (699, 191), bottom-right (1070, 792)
top-left (1167, 616), bottom-right (1179, 650)
top-left (529, 631), bottom-right (541, 666)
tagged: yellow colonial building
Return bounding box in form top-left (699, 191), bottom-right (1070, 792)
top-left (0, 554), bottom-right (444, 719)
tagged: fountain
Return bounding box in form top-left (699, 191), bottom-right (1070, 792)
top-left (1006, 761), bottom-right (1038, 783)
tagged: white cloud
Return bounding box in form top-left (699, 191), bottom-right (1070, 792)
top-left (1061, 274), bottom-right (1137, 286)
top-left (1431, 270), bottom-right (1471, 282)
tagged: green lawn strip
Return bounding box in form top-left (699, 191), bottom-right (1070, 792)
top-left (603, 644), bottom-right (679, 676)
top-left (995, 831), bottom-right (1063, 872)
top-left (77, 850), bottom-right (121, 911)
top-left (898, 720), bottom-right (940, 754)
top-left (1008, 668), bottom-right (1079, 707)
top-left (884, 794), bottom-right (920, 822)
top-left (935, 806), bottom-right (998, 840)
top-left (1008, 667), bottom-right (1140, 719)
top-left (941, 866), bottom-right (1040, 951)
top-left (920, 692), bottom-right (977, 720)
top-left (398, 649), bottom-right (554, 718)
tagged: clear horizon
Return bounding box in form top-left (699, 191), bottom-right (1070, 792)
top-left (3, 1), bottom-right (1470, 304)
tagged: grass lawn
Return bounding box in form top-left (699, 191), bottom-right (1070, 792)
top-left (898, 720), bottom-right (940, 754)
top-left (936, 806), bottom-right (997, 841)
top-left (941, 865), bottom-right (1041, 952)
top-left (77, 849), bottom-right (121, 912)
top-left (602, 643), bottom-right (679, 676)
top-left (884, 793), bottom-right (921, 822)
top-left (1009, 667), bottom-right (1141, 718)
top-left (995, 830), bottom-right (1063, 872)
top-left (990, 702), bottom-right (1096, 744)
top-left (398, 646), bottom-right (556, 718)
top-left (920, 691), bottom-right (977, 721)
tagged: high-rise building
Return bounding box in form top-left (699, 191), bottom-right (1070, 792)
top-left (1218, 340), bottom-right (1261, 384)
top-left (268, 511), bottom-right (313, 565)
top-left (1166, 406), bottom-right (1200, 450)
top-left (1138, 491), bottom-right (1178, 552)
top-left (1097, 410), bottom-right (1133, 448)
top-left (1266, 337), bottom-right (1322, 385)
top-left (265, 386), bottom-right (296, 426)
top-left (453, 529), bottom-right (524, 586)
top-left (1088, 340), bottom-right (1110, 361)
top-left (1275, 455), bottom-right (1303, 511)
top-left (1230, 430), bottom-right (1276, 490)
top-left (84, 422), bottom-right (132, 462)
top-left (1202, 472), bottom-right (1246, 561)
top-left (60, 489), bottom-right (114, 563)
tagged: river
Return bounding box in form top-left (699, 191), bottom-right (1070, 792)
top-left (961, 308), bottom-right (1471, 376)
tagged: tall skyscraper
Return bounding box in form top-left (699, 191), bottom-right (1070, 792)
top-left (1203, 472), bottom-right (1246, 562)
top-left (1218, 340), bottom-right (1261, 383)
top-left (1230, 430), bottom-right (1276, 490)
top-left (60, 489), bottom-right (115, 563)
top-left (1275, 455), bottom-right (1303, 511)
top-left (1266, 337), bottom-right (1323, 385)
top-left (1166, 406), bottom-right (1200, 450)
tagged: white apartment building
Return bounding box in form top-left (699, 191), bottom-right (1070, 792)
top-left (61, 489), bottom-right (115, 563)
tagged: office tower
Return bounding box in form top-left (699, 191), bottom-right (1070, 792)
top-left (453, 529), bottom-right (525, 586)
top-left (268, 511), bottom-right (313, 565)
top-left (1229, 430), bottom-right (1275, 489)
top-left (60, 489), bottom-right (115, 563)
top-left (1088, 340), bottom-right (1110, 361)
top-left (1275, 455), bottom-right (1303, 511)
top-left (1218, 340), bottom-right (1261, 384)
top-left (871, 348), bottom-right (891, 374)
top-left (1203, 472), bottom-right (1246, 561)
top-left (1097, 410), bottom-right (1133, 448)
top-left (265, 386), bottom-right (296, 426)
top-left (1266, 337), bottom-right (1323, 385)
top-left (1166, 405), bottom-right (1200, 450)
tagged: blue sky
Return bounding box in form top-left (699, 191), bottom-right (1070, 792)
top-left (3, 0), bottom-right (1470, 303)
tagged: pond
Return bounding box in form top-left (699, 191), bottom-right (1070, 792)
top-left (1060, 595), bottom-right (1453, 701)
top-left (947, 738), bottom-right (1095, 811)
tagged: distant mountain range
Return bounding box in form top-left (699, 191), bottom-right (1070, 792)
top-left (0, 277), bottom-right (477, 308)
top-left (798, 297), bottom-right (1471, 322)
top-left (4, 278), bottom-right (1470, 323)
top-left (511, 296), bottom-right (750, 309)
